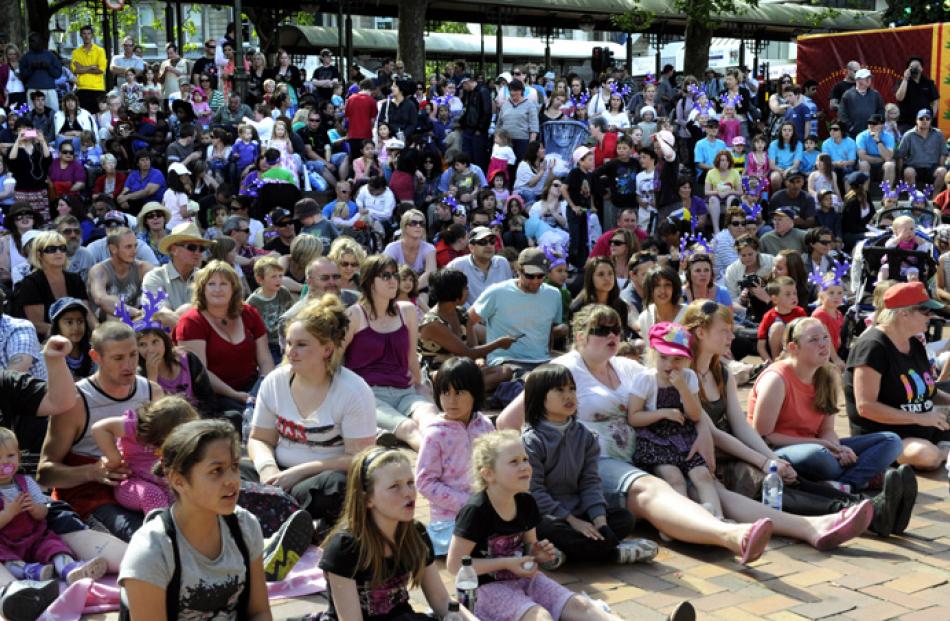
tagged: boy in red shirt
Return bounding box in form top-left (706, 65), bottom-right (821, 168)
top-left (757, 275), bottom-right (807, 362)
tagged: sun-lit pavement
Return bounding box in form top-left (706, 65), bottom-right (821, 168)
top-left (84, 408), bottom-right (950, 621)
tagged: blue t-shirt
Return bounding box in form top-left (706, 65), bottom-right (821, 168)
top-left (768, 140), bottom-right (803, 170)
top-left (472, 280), bottom-right (563, 366)
top-left (855, 129), bottom-right (895, 159)
top-left (321, 199), bottom-right (358, 220)
top-left (821, 137), bottom-right (858, 166)
top-left (694, 138), bottom-right (728, 175)
top-left (783, 102), bottom-right (813, 141)
top-left (800, 149), bottom-right (819, 174)
top-left (123, 168), bottom-right (166, 202)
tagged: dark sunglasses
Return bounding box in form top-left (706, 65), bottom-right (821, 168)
top-left (178, 243), bottom-right (204, 252)
top-left (377, 271), bottom-right (398, 281)
top-left (817, 238), bottom-right (833, 245)
top-left (41, 245), bottom-right (68, 254)
top-left (14, 214), bottom-right (33, 221)
top-left (277, 221), bottom-right (294, 227)
top-left (234, 228), bottom-right (250, 233)
top-left (699, 300), bottom-right (720, 316)
top-left (316, 274), bottom-right (342, 281)
top-left (406, 220), bottom-right (426, 227)
top-left (308, 117), bottom-right (321, 122)
top-left (339, 261), bottom-right (360, 269)
top-left (589, 324), bottom-right (622, 337)
top-left (60, 227), bottom-right (81, 235)
top-left (60, 150), bottom-right (74, 155)
top-left (145, 212), bottom-right (165, 219)
top-left (729, 220), bottom-right (745, 227)
top-left (610, 239), bottom-right (627, 246)
top-left (472, 237), bottom-right (496, 246)
top-left (522, 272), bottom-right (546, 280)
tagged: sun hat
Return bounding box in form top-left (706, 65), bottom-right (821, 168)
top-left (48, 297), bottom-right (89, 324)
top-left (158, 221), bottom-right (213, 254)
top-left (139, 201), bottom-right (172, 224)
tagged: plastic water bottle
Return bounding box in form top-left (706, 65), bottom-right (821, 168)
top-left (455, 556), bottom-right (478, 612)
top-left (444, 600), bottom-right (464, 621)
top-left (762, 460), bottom-right (783, 511)
top-left (242, 396), bottom-right (255, 444)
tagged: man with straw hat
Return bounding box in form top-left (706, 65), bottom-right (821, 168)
top-left (141, 221), bottom-right (212, 327)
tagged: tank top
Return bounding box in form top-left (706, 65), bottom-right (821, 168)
top-left (344, 306), bottom-right (412, 388)
top-left (156, 353), bottom-right (194, 404)
top-left (72, 376), bottom-right (151, 458)
top-left (101, 260), bottom-right (142, 310)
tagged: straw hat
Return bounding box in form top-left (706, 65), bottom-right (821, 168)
top-left (158, 222), bottom-right (212, 254)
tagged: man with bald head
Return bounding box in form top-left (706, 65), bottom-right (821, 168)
top-left (278, 258), bottom-right (358, 348)
top-left (830, 60), bottom-right (860, 112)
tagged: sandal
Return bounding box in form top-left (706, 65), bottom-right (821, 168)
top-left (739, 518), bottom-right (773, 565)
top-left (813, 499), bottom-right (873, 551)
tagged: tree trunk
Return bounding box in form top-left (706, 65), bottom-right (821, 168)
top-left (398, 0), bottom-right (426, 83)
top-left (0, 0), bottom-right (25, 49)
top-left (26, 0), bottom-right (51, 45)
top-left (245, 8), bottom-right (288, 60)
top-left (683, 14), bottom-right (714, 80)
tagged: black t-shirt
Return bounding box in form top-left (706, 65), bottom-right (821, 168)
top-left (192, 57), bottom-right (218, 87)
top-left (896, 77), bottom-right (939, 125)
top-left (769, 189), bottom-right (816, 222)
top-left (844, 327), bottom-right (936, 431)
top-left (0, 370), bottom-right (48, 456)
top-left (453, 491), bottom-right (540, 586)
top-left (12, 271), bottom-right (88, 322)
top-left (319, 522), bottom-right (434, 621)
top-left (313, 64), bottom-right (340, 102)
top-left (297, 126), bottom-right (330, 157)
top-left (596, 157), bottom-right (641, 209)
top-left (263, 236), bottom-right (292, 255)
top-left (566, 168), bottom-right (594, 212)
top-left (831, 80), bottom-right (855, 106)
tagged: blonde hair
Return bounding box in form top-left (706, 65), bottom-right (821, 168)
top-left (328, 236), bottom-right (367, 265)
top-left (287, 294), bottom-right (350, 375)
top-left (571, 304), bottom-right (622, 342)
top-left (471, 430), bottom-right (523, 492)
top-left (783, 317), bottom-right (840, 414)
top-left (891, 215), bottom-right (915, 233)
top-left (682, 300), bottom-right (734, 404)
top-left (324, 448), bottom-right (428, 587)
top-left (289, 234), bottom-right (324, 275)
top-left (0, 427), bottom-right (18, 452)
top-left (192, 260), bottom-right (244, 317)
top-left (399, 209), bottom-right (426, 234)
top-left (29, 231), bottom-right (67, 270)
top-left (871, 279), bottom-right (898, 325)
top-left (253, 255), bottom-right (283, 282)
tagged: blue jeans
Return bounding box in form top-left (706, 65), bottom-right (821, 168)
top-left (775, 431), bottom-right (903, 489)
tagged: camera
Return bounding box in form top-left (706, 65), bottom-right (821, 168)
top-left (739, 274), bottom-right (762, 290)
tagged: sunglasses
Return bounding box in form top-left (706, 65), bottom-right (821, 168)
top-left (699, 300), bottom-right (720, 316)
top-left (589, 324), bottom-right (622, 337)
top-left (316, 274), bottom-right (342, 281)
top-left (178, 243), bottom-right (204, 252)
top-left (308, 117), bottom-right (321, 122)
top-left (339, 261), bottom-right (360, 269)
top-left (14, 214), bottom-right (33, 221)
top-left (60, 150), bottom-right (74, 155)
top-left (104, 221), bottom-right (123, 227)
top-left (817, 238), bottom-right (833, 245)
top-left (522, 272), bottom-right (546, 280)
top-left (146, 212), bottom-right (165, 219)
top-left (406, 220), bottom-right (426, 227)
top-left (60, 227), bottom-right (81, 235)
top-left (377, 271), bottom-right (398, 281)
top-left (729, 220), bottom-right (745, 227)
top-left (41, 245), bottom-right (68, 254)
top-left (277, 221), bottom-right (294, 227)
top-left (610, 239), bottom-right (627, 246)
top-left (472, 237), bottom-right (496, 246)
top-left (234, 228), bottom-right (250, 233)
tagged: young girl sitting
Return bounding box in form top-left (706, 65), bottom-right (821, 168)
top-left (502, 196), bottom-right (528, 250)
top-left (745, 134), bottom-right (771, 188)
top-left (628, 322), bottom-right (723, 519)
top-left (397, 264), bottom-right (430, 322)
top-left (490, 170), bottom-right (511, 205)
top-left (522, 364), bottom-right (658, 566)
top-left (49, 297), bottom-right (96, 379)
top-left (416, 357), bottom-right (495, 552)
top-left (0, 428), bottom-right (108, 584)
top-left (92, 396), bottom-right (199, 513)
top-left (448, 430), bottom-right (625, 621)
top-left (320, 447), bottom-right (478, 621)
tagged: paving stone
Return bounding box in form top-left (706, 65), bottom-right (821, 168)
top-left (607, 599), bottom-right (669, 621)
top-left (737, 593), bottom-right (802, 615)
top-left (896, 606), bottom-right (950, 621)
top-left (840, 602), bottom-right (911, 621)
top-left (785, 568), bottom-right (843, 588)
top-left (858, 585), bottom-right (937, 611)
top-left (881, 571), bottom-right (949, 593)
top-left (790, 598), bottom-right (857, 620)
top-left (831, 568), bottom-right (893, 590)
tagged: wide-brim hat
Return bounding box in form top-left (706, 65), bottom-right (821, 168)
top-left (140, 201), bottom-right (172, 224)
top-left (158, 221), bottom-right (212, 254)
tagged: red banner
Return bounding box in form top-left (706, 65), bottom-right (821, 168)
top-left (797, 24), bottom-right (947, 133)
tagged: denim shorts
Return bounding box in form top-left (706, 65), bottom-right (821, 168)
top-left (371, 385), bottom-right (433, 431)
top-left (599, 456), bottom-right (650, 512)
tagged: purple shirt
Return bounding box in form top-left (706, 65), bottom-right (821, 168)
top-left (47, 158), bottom-right (86, 186)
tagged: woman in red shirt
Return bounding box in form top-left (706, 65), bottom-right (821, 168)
top-left (175, 260), bottom-right (275, 411)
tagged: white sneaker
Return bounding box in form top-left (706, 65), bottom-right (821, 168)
top-left (616, 538), bottom-right (659, 564)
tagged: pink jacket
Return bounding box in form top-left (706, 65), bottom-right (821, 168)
top-left (416, 412), bottom-right (494, 522)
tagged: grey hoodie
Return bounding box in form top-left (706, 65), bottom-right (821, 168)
top-left (522, 417), bottom-right (607, 521)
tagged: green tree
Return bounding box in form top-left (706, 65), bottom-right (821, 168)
top-left (882, 0), bottom-right (947, 26)
top-left (429, 21), bottom-right (470, 34)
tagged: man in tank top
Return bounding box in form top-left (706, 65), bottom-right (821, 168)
top-left (38, 322), bottom-right (161, 541)
top-left (88, 227), bottom-right (154, 322)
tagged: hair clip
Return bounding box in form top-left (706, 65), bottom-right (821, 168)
top-left (114, 289), bottom-right (169, 333)
top-left (609, 82), bottom-right (632, 99)
top-left (719, 92), bottom-right (742, 108)
top-left (11, 103), bottom-right (30, 117)
top-left (643, 72), bottom-right (657, 86)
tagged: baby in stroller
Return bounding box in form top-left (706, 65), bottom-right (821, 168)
top-left (880, 215), bottom-right (933, 281)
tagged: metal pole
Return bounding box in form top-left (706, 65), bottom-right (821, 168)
top-left (479, 22), bottom-right (485, 74)
top-left (738, 39), bottom-right (746, 71)
top-left (654, 35), bottom-right (661, 79)
top-left (337, 1), bottom-right (344, 77)
top-left (232, 0), bottom-right (248, 99)
top-left (626, 33), bottom-right (633, 75)
top-left (175, 0), bottom-right (183, 61)
top-left (102, 8), bottom-right (112, 89)
top-left (752, 38), bottom-right (760, 83)
top-left (345, 13), bottom-right (353, 82)
top-left (544, 30), bottom-right (551, 72)
top-left (495, 9), bottom-right (503, 77)
top-left (165, 3), bottom-right (175, 47)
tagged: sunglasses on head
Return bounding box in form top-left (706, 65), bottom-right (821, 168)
top-left (377, 271), bottom-right (398, 281)
top-left (41, 245), bottom-right (68, 254)
top-left (589, 324), bottom-right (622, 337)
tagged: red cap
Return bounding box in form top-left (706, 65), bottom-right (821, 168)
top-left (883, 281), bottom-right (943, 310)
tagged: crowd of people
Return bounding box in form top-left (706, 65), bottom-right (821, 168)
top-left (0, 21), bottom-right (948, 621)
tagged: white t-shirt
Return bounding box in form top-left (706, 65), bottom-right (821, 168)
top-left (162, 189), bottom-right (190, 229)
top-left (629, 367), bottom-right (699, 411)
top-left (553, 350), bottom-right (644, 461)
top-left (252, 365), bottom-right (377, 468)
top-left (491, 144), bottom-right (517, 165)
top-left (602, 110), bottom-right (631, 130)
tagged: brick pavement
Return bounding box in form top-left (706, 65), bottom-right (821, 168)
top-left (85, 412), bottom-right (950, 621)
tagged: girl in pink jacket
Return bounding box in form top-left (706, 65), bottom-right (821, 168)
top-left (416, 358), bottom-right (495, 529)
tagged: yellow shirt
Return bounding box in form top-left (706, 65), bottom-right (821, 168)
top-left (71, 45), bottom-right (107, 92)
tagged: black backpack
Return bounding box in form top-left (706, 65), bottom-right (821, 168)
top-left (119, 509), bottom-right (250, 621)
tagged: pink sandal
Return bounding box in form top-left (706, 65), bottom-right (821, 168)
top-left (739, 518), bottom-right (773, 564)
top-left (813, 499), bottom-right (873, 551)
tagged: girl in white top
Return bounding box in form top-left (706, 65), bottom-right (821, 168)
top-left (602, 92), bottom-right (631, 131)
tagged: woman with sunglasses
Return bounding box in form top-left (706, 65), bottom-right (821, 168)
top-left (683, 253), bottom-right (731, 306)
top-left (606, 227), bottom-right (638, 289)
top-left (136, 202), bottom-right (172, 266)
top-left (683, 301), bottom-right (900, 535)
top-left (384, 209), bottom-right (437, 291)
top-left (328, 236), bottom-right (365, 294)
top-left (13, 230), bottom-right (89, 338)
top-left (498, 305), bottom-right (873, 562)
top-left (343, 255), bottom-right (439, 451)
top-left (47, 140), bottom-right (86, 200)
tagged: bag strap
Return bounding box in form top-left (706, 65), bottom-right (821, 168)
top-left (224, 512), bottom-right (252, 621)
top-left (158, 509), bottom-right (182, 621)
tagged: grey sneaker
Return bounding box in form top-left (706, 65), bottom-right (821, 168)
top-left (263, 510), bottom-right (314, 582)
top-left (0, 580), bottom-right (59, 621)
top-left (616, 538), bottom-right (659, 564)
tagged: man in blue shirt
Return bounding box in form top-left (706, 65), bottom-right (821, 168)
top-left (821, 122), bottom-right (858, 179)
top-left (856, 114), bottom-right (896, 186)
top-left (694, 119), bottom-right (727, 182)
top-left (783, 86), bottom-right (813, 141)
top-left (320, 180), bottom-right (359, 224)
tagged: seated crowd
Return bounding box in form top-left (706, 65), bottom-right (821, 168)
top-left (0, 28), bottom-right (948, 621)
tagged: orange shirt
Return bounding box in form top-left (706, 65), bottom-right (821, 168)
top-left (747, 360), bottom-right (826, 440)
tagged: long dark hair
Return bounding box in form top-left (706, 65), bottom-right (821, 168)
top-left (776, 121), bottom-right (800, 151)
top-left (524, 363), bottom-right (577, 428)
top-left (643, 265), bottom-right (682, 306)
top-left (524, 141), bottom-right (545, 169)
top-left (358, 254), bottom-right (399, 318)
top-left (578, 257), bottom-right (621, 307)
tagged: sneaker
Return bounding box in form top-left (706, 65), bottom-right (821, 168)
top-left (263, 510), bottom-right (314, 582)
top-left (0, 580), bottom-right (59, 621)
top-left (62, 556), bottom-right (108, 585)
top-left (892, 463), bottom-right (918, 535)
top-left (22, 563), bottom-right (53, 581)
top-left (668, 601), bottom-right (697, 621)
top-left (869, 468), bottom-right (902, 537)
top-left (616, 538), bottom-right (659, 564)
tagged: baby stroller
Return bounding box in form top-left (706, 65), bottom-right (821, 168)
top-left (843, 205), bottom-right (944, 350)
top-left (541, 120), bottom-right (590, 166)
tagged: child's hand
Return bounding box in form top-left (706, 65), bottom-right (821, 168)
top-left (503, 556), bottom-right (539, 578)
top-left (662, 409), bottom-right (686, 424)
top-left (17, 492), bottom-right (32, 513)
top-left (668, 368), bottom-right (689, 392)
top-left (529, 539), bottom-right (558, 563)
top-left (99, 454), bottom-right (125, 474)
top-left (1, 494), bottom-right (26, 517)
